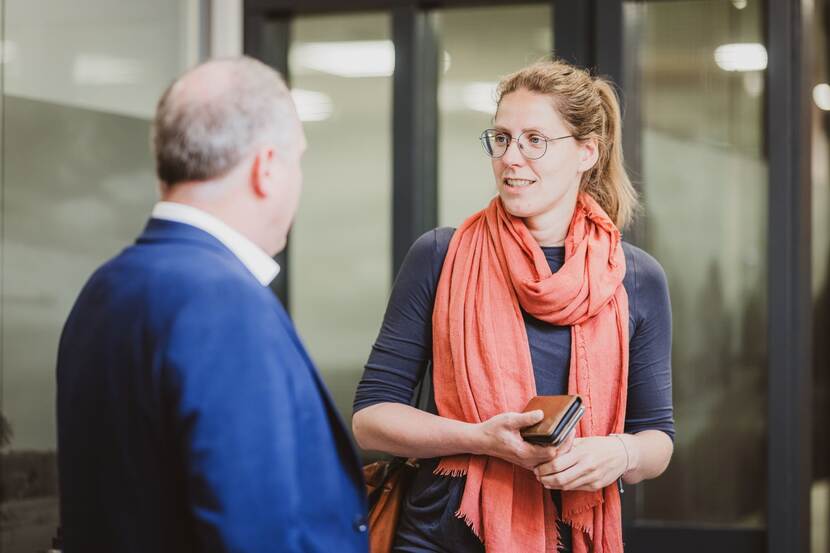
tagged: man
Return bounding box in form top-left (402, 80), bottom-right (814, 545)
top-left (56, 57), bottom-right (368, 553)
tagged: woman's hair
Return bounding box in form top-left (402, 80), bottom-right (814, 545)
top-left (496, 59), bottom-right (639, 229)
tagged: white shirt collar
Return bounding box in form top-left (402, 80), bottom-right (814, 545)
top-left (151, 201), bottom-right (280, 286)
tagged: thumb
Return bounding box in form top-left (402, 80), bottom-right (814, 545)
top-left (509, 409), bottom-right (544, 429)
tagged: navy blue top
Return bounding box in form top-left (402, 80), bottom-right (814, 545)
top-left (354, 227), bottom-right (674, 553)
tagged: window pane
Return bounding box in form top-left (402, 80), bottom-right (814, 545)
top-left (437, 4), bottom-right (552, 227)
top-left (626, 0), bottom-right (767, 527)
top-left (0, 1), bottom-right (201, 551)
top-left (288, 13), bottom-right (392, 424)
top-left (812, 0), bottom-right (830, 550)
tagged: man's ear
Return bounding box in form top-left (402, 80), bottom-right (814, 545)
top-left (578, 137), bottom-right (599, 173)
top-left (250, 146), bottom-right (278, 198)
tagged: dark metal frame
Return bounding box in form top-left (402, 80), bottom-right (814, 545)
top-left (246, 0), bottom-right (547, 14)
top-left (553, 0), bottom-right (623, 86)
top-left (243, 1), bottom-right (816, 551)
top-left (391, 6), bottom-right (438, 273)
top-left (765, 0), bottom-right (813, 552)
top-left (626, 527), bottom-right (765, 552)
top-left (198, 0), bottom-right (212, 62)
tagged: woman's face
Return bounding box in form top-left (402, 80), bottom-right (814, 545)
top-left (491, 89), bottom-right (597, 220)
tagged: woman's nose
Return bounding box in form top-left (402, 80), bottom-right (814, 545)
top-left (501, 139), bottom-right (525, 165)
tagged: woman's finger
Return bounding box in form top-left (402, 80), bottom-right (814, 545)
top-left (559, 472), bottom-right (602, 491)
top-left (534, 450), bottom-right (578, 477)
top-left (538, 459), bottom-right (592, 489)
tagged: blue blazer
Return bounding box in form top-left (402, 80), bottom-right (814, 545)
top-left (57, 219), bottom-right (368, 553)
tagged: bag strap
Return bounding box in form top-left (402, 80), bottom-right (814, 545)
top-left (411, 361), bottom-right (436, 414)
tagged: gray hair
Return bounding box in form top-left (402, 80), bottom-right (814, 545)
top-left (152, 56), bottom-right (296, 186)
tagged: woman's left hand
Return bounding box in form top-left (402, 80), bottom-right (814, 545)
top-left (533, 436), bottom-right (628, 492)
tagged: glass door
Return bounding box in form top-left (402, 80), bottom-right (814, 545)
top-left (287, 12), bottom-right (393, 427)
top-left (622, 1), bottom-right (767, 549)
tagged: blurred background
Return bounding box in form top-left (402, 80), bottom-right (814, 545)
top-left (0, 0), bottom-right (826, 552)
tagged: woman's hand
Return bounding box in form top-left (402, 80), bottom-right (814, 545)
top-left (474, 410), bottom-right (571, 471)
top-left (533, 435), bottom-right (629, 491)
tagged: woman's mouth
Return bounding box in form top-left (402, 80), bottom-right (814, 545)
top-left (503, 178), bottom-right (536, 189)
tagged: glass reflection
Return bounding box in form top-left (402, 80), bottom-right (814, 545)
top-left (0, 1), bottom-right (201, 551)
top-left (627, 0), bottom-right (767, 527)
top-left (288, 13), bottom-right (392, 426)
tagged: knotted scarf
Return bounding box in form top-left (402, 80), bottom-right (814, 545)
top-left (432, 192), bottom-right (629, 552)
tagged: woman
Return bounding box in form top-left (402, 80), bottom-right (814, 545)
top-left (352, 59), bottom-right (674, 553)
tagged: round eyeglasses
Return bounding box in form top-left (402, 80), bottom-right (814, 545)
top-left (479, 129), bottom-right (574, 160)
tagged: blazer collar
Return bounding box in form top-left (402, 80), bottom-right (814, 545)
top-left (137, 218), bottom-right (278, 287)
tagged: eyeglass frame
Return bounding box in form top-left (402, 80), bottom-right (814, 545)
top-left (479, 128), bottom-right (576, 160)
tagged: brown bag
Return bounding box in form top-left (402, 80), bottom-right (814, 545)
top-left (363, 457), bottom-right (418, 553)
top-left (363, 364), bottom-right (431, 552)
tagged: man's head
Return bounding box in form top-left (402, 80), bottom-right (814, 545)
top-left (152, 57), bottom-right (305, 255)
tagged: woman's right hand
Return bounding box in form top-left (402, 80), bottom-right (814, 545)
top-left (474, 410), bottom-right (569, 471)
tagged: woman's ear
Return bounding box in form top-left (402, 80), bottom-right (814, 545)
top-left (578, 137), bottom-right (599, 173)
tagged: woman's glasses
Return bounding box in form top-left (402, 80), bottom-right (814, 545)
top-left (479, 129), bottom-right (574, 160)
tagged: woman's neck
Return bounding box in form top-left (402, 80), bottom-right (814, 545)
top-left (524, 190), bottom-right (579, 247)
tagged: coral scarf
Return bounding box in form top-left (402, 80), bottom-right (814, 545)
top-left (432, 193), bottom-right (629, 552)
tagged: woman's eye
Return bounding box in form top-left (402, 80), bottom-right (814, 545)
top-left (494, 134), bottom-right (509, 144)
top-left (527, 134), bottom-right (543, 145)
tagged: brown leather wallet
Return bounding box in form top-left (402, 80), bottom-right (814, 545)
top-left (519, 395), bottom-right (584, 446)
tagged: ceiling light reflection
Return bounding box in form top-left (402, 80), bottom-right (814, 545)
top-left (440, 81), bottom-right (499, 114)
top-left (0, 41), bottom-right (18, 64)
top-left (714, 43), bottom-right (767, 72)
top-left (814, 83), bottom-right (830, 112)
top-left (73, 55), bottom-right (144, 85)
top-left (462, 81), bottom-right (499, 114)
top-left (291, 89), bottom-right (334, 122)
top-left (290, 41), bottom-right (394, 78)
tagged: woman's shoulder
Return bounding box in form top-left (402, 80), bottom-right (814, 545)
top-left (621, 242), bottom-right (670, 324)
top-left (621, 241), bottom-right (668, 290)
top-left (394, 227), bottom-right (457, 294)
top-left (408, 227), bottom-right (456, 265)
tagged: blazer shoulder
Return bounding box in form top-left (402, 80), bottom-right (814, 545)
top-left (105, 240), bottom-right (276, 324)
top-left (128, 239), bottom-right (263, 287)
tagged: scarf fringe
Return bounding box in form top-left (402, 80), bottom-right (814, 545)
top-left (563, 494), bottom-right (604, 520)
top-left (454, 507), bottom-right (483, 541)
top-left (555, 523), bottom-right (567, 553)
top-left (432, 464), bottom-right (483, 539)
top-left (433, 465), bottom-right (468, 478)
top-left (562, 514), bottom-right (593, 537)
top-left (562, 495), bottom-right (605, 542)
top-left (561, 514), bottom-right (595, 545)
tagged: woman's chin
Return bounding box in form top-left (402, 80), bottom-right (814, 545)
top-left (498, 196), bottom-right (536, 219)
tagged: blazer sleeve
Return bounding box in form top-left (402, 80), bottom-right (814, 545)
top-left (162, 282), bottom-right (303, 552)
